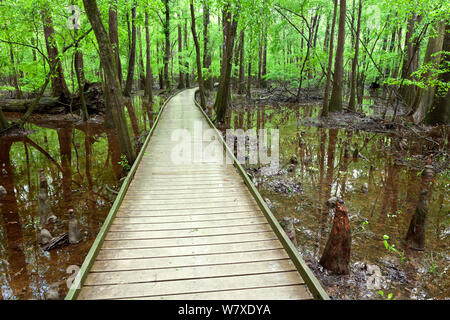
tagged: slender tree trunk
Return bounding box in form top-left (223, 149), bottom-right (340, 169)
top-left (74, 41), bottom-right (88, 120)
top-left (41, 8), bottom-right (70, 100)
top-left (9, 46), bottom-right (23, 99)
top-left (123, 2), bottom-right (137, 97)
top-left (261, 27), bottom-right (268, 88)
top-left (82, 0), bottom-right (136, 164)
top-left (177, 16), bottom-right (185, 89)
top-left (144, 12), bottom-right (154, 102)
top-left (348, 0), bottom-right (362, 110)
top-left (328, 0), bottom-right (346, 112)
top-left (184, 18), bottom-right (190, 87)
top-left (190, 0), bottom-right (206, 109)
top-left (321, 0), bottom-right (338, 117)
top-left (203, 3), bottom-right (213, 90)
top-left (163, 0), bottom-right (171, 89)
top-left (137, 27), bottom-right (146, 90)
top-left (109, 2), bottom-right (122, 86)
top-left (238, 31), bottom-right (245, 94)
top-left (214, 5), bottom-right (239, 123)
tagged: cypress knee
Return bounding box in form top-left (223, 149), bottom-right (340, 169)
top-left (405, 190), bottom-right (428, 251)
top-left (319, 199), bottom-right (351, 274)
top-left (68, 209), bottom-right (81, 244)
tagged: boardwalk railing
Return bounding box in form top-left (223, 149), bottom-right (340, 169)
top-left (65, 92), bottom-right (177, 300)
top-left (193, 91), bottom-right (329, 300)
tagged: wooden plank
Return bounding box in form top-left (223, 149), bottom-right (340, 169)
top-left (122, 190), bottom-right (252, 200)
top-left (117, 285), bottom-right (312, 300)
top-left (118, 201), bottom-right (257, 211)
top-left (102, 231), bottom-right (275, 249)
top-left (105, 224), bottom-right (272, 240)
top-left (85, 260), bottom-right (297, 286)
top-left (96, 239), bottom-right (283, 260)
top-left (91, 249), bottom-right (289, 272)
top-left (108, 217), bottom-right (267, 232)
top-left (116, 206), bottom-right (260, 217)
top-left (78, 271), bottom-right (305, 300)
top-left (113, 211), bottom-right (263, 224)
top-left (123, 187), bottom-right (245, 195)
top-left (120, 195), bottom-right (255, 206)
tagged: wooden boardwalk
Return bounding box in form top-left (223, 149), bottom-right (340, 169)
top-left (66, 89), bottom-right (328, 300)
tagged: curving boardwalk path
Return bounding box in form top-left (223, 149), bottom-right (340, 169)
top-left (72, 89), bottom-right (323, 300)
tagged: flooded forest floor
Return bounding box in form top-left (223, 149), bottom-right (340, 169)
top-left (204, 85), bottom-right (449, 300)
top-left (0, 89), bottom-right (171, 300)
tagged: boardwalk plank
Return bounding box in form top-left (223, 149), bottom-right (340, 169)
top-left (78, 271), bottom-right (305, 300)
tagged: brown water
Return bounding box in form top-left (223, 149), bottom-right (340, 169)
top-left (0, 96), bottom-right (159, 300)
top-left (228, 104), bottom-right (449, 300)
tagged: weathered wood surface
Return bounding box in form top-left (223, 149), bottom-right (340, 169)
top-left (75, 89), bottom-right (313, 300)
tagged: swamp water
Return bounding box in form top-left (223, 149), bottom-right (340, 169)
top-left (228, 104), bottom-right (449, 300)
top-left (0, 96), bottom-right (158, 299)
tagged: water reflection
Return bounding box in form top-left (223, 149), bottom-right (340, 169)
top-left (229, 105), bottom-right (449, 299)
top-left (0, 97), bottom-right (156, 299)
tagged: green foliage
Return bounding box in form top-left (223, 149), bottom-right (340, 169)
top-left (118, 154), bottom-right (131, 171)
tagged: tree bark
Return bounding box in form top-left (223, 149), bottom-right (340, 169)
top-left (213, 4), bottom-right (239, 123)
top-left (405, 190), bottom-right (428, 250)
top-left (177, 16), bottom-right (185, 89)
top-left (425, 23), bottom-right (450, 125)
top-left (203, 3), bottom-right (213, 91)
top-left (123, 2), bottom-right (137, 97)
top-left (82, 0), bottom-right (136, 164)
top-left (413, 22), bottom-right (445, 124)
top-left (190, 1), bottom-right (206, 109)
top-left (109, 2), bottom-right (122, 86)
top-left (321, 0), bottom-right (338, 117)
top-left (144, 12), bottom-right (154, 102)
top-left (348, 0), bottom-right (362, 111)
top-left (319, 200), bottom-right (351, 274)
top-left (41, 8), bottom-right (70, 100)
top-left (163, 0), bottom-right (171, 89)
top-left (328, 0), bottom-right (346, 112)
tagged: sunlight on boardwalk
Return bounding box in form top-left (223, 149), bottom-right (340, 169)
top-left (76, 89), bottom-right (313, 300)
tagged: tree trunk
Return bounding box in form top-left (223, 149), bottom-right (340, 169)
top-left (319, 200), bottom-right (351, 274)
top-left (82, 0), bottom-right (136, 164)
top-left (321, 0), bottom-right (338, 117)
top-left (203, 3), bottom-right (213, 91)
top-left (190, 1), bottom-right (206, 109)
top-left (137, 27), bottom-right (146, 90)
top-left (177, 16), bottom-right (185, 89)
top-left (413, 22), bottom-right (445, 124)
top-left (213, 5), bottom-right (239, 123)
top-left (425, 23), bottom-right (450, 125)
top-left (261, 28), bottom-right (268, 88)
top-left (163, 0), bottom-right (171, 89)
top-left (109, 2), bottom-right (122, 86)
top-left (405, 190), bottom-right (428, 250)
top-left (184, 18), bottom-right (190, 88)
top-left (348, 0), bottom-right (362, 110)
top-left (144, 12), bottom-right (154, 102)
top-left (41, 9), bottom-right (70, 100)
top-left (238, 31), bottom-right (245, 94)
top-left (0, 107), bottom-right (8, 131)
top-left (328, 0), bottom-right (346, 112)
top-left (123, 2), bottom-right (137, 97)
